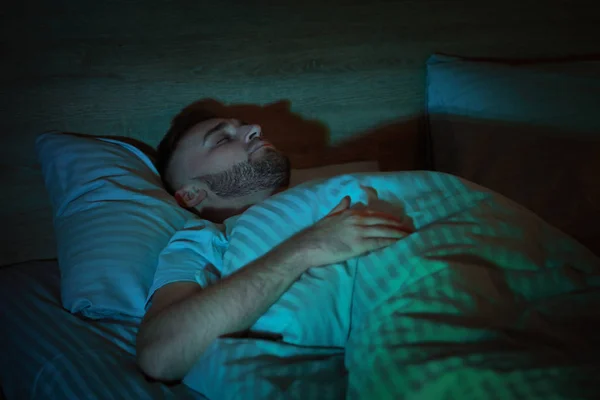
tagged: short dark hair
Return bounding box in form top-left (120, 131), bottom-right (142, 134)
top-left (156, 107), bottom-right (219, 194)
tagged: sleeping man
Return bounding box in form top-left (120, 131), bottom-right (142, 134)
top-left (135, 109), bottom-right (413, 382)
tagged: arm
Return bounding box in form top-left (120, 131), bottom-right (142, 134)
top-left (136, 245), bottom-right (309, 382)
top-left (136, 192), bottom-right (405, 382)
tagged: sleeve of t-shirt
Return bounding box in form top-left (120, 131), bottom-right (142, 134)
top-left (145, 218), bottom-right (227, 310)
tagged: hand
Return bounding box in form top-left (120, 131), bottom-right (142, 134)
top-left (281, 186), bottom-right (414, 269)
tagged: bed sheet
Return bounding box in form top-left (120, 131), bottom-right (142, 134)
top-left (182, 172), bottom-right (600, 400)
top-left (0, 260), bottom-right (206, 400)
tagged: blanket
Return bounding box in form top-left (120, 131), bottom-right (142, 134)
top-left (183, 171), bottom-right (600, 400)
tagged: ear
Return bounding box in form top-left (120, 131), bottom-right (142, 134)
top-left (174, 183), bottom-right (208, 209)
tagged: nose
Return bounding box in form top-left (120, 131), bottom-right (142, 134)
top-left (240, 124), bottom-right (262, 143)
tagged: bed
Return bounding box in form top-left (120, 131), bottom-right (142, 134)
top-left (1, 55), bottom-right (599, 399)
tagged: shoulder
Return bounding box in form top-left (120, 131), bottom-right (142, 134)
top-left (144, 218), bottom-right (226, 314)
top-left (160, 218), bottom-right (227, 262)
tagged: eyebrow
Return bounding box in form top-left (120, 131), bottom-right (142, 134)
top-left (202, 122), bottom-right (228, 145)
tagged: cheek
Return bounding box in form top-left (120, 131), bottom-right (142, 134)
top-left (202, 146), bottom-right (248, 173)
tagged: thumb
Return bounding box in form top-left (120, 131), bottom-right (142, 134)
top-left (360, 185), bottom-right (379, 203)
top-left (326, 196), bottom-right (350, 217)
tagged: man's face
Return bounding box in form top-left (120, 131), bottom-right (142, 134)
top-left (171, 118), bottom-right (290, 200)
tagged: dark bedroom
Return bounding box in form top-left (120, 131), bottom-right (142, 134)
top-left (1, 1), bottom-right (599, 399)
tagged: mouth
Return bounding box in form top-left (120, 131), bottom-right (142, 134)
top-left (250, 142), bottom-right (275, 154)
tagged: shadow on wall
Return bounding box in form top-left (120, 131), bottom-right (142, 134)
top-left (164, 98), bottom-right (430, 172)
top-left (82, 97), bottom-right (429, 172)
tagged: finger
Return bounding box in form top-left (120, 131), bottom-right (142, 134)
top-left (326, 196), bottom-right (350, 217)
top-left (360, 185), bottom-right (379, 203)
top-left (357, 210), bottom-right (416, 233)
top-left (361, 225), bottom-right (410, 239)
top-left (352, 210), bottom-right (407, 225)
top-left (359, 222), bottom-right (414, 234)
top-left (366, 237), bottom-right (405, 250)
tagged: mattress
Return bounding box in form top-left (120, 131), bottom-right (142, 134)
top-left (0, 260), bottom-right (206, 400)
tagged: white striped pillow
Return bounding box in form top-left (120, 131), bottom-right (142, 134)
top-left (35, 132), bottom-right (192, 319)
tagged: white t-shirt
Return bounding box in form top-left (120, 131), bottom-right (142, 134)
top-left (145, 215), bottom-right (242, 309)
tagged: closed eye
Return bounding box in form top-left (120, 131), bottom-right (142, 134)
top-left (216, 136), bottom-right (231, 145)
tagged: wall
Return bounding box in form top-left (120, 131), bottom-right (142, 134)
top-left (0, 0), bottom-right (597, 262)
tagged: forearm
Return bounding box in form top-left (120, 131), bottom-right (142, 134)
top-left (138, 246), bottom-right (308, 381)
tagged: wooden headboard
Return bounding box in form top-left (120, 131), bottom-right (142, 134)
top-left (1, 0), bottom-right (597, 265)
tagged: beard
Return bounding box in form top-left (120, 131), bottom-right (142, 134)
top-left (198, 149), bottom-right (291, 198)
